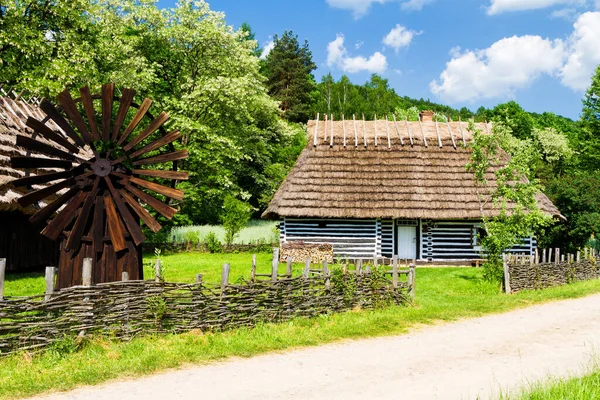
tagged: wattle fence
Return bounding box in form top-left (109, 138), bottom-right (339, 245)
top-left (0, 253), bottom-right (414, 356)
top-left (503, 248), bottom-right (599, 293)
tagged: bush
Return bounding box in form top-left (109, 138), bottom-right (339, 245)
top-left (183, 230), bottom-right (200, 246)
top-left (204, 231), bottom-right (221, 253)
top-left (221, 195), bottom-right (253, 246)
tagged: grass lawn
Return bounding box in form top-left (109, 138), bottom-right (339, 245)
top-left (501, 366), bottom-right (600, 399)
top-left (2, 252), bottom-right (600, 399)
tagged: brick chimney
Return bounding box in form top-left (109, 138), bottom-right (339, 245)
top-left (419, 110), bottom-right (434, 122)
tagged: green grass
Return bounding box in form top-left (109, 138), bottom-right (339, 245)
top-left (2, 253), bottom-right (600, 399)
top-left (169, 220), bottom-right (278, 245)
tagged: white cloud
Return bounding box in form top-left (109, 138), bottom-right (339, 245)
top-left (326, 0), bottom-right (433, 17)
top-left (382, 24), bottom-right (419, 52)
top-left (430, 35), bottom-right (566, 103)
top-left (355, 40), bottom-right (364, 49)
top-left (260, 41), bottom-right (275, 60)
top-left (550, 7), bottom-right (579, 19)
top-left (487, 0), bottom-right (583, 15)
top-left (560, 11), bottom-right (600, 90)
top-left (327, 34), bottom-right (388, 73)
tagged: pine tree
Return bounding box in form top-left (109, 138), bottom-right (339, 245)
top-left (262, 30), bottom-right (316, 123)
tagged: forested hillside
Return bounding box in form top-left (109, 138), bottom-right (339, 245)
top-left (1, 0), bottom-right (598, 250)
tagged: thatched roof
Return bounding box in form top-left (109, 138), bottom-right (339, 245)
top-left (0, 96), bottom-right (89, 213)
top-left (263, 118), bottom-right (562, 220)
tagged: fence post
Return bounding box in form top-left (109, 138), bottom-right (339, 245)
top-left (196, 273), bottom-right (203, 285)
top-left (82, 258), bottom-right (93, 286)
top-left (0, 258), bottom-right (5, 301)
top-left (251, 254), bottom-right (257, 282)
top-left (155, 258), bottom-right (162, 282)
top-left (577, 251), bottom-right (581, 263)
top-left (555, 248), bottom-right (560, 265)
top-left (303, 258), bottom-right (310, 278)
top-left (323, 260), bottom-right (330, 288)
top-left (542, 248), bottom-right (547, 263)
top-left (122, 271), bottom-right (129, 281)
top-left (503, 253), bottom-right (511, 294)
top-left (286, 257), bottom-right (293, 278)
top-left (221, 263), bottom-right (230, 291)
top-left (534, 248), bottom-right (539, 264)
top-left (45, 266), bottom-right (56, 301)
top-left (357, 259), bottom-right (363, 275)
top-left (271, 247), bottom-right (279, 282)
top-left (408, 264), bottom-right (416, 300)
top-left (392, 255), bottom-right (398, 289)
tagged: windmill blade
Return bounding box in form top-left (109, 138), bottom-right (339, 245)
top-left (26, 117), bottom-right (80, 154)
top-left (132, 149), bottom-right (188, 166)
top-left (132, 169), bottom-right (189, 180)
top-left (123, 111), bottom-right (170, 152)
top-left (16, 135), bottom-right (82, 162)
top-left (18, 177), bottom-right (75, 207)
top-left (41, 190), bottom-right (87, 240)
top-left (104, 177), bottom-right (146, 246)
top-left (120, 189), bottom-right (162, 233)
top-left (124, 184), bottom-right (177, 220)
top-left (117, 98), bottom-right (152, 145)
top-left (29, 186), bottom-right (80, 226)
top-left (103, 194), bottom-right (127, 252)
top-left (92, 195), bottom-right (105, 253)
top-left (40, 100), bottom-right (86, 147)
top-left (111, 88), bottom-right (135, 140)
top-left (65, 178), bottom-right (100, 251)
top-left (10, 168), bottom-right (76, 187)
top-left (57, 89), bottom-right (95, 144)
top-left (101, 83), bottom-right (114, 140)
top-left (128, 130), bottom-right (181, 159)
top-left (11, 156), bottom-right (72, 170)
top-left (79, 86), bottom-right (101, 141)
top-left (127, 176), bottom-right (183, 201)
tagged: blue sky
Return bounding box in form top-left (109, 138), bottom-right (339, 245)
top-left (161, 0), bottom-right (600, 119)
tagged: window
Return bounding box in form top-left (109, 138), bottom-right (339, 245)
top-left (472, 225), bottom-right (487, 249)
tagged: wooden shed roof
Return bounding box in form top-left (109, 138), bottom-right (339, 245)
top-left (263, 118), bottom-right (562, 220)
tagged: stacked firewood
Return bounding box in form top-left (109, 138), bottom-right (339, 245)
top-left (280, 242), bottom-right (334, 263)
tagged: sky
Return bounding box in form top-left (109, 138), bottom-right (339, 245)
top-left (160, 0), bottom-right (600, 119)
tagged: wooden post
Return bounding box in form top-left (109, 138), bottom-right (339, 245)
top-left (373, 257), bottom-right (378, 268)
top-left (323, 260), bottom-right (330, 288)
top-left (584, 247), bottom-right (588, 260)
top-left (196, 273), bottom-right (203, 285)
top-left (303, 258), bottom-right (310, 278)
top-left (286, 257), bottom-right (293, 277)
top-left (577, 251), bottom-right (581, 263)
top-left (503, 253), bottom-right (511, 294)
top-left (251, 254), bottom-right (257, 282)
top-left (155, 258), bottom-right (162, 282)
top-left (271, 247), bottom-right (279, 282)
top-left (45, 266), bottom-right (56, 301)
top-left (0, 258), bottom-right (5, 301)
top-left (534, 248), bottom-right (539, 264)
top-left (122, 271), bottom-right (129, 281)
top-left (408, 264), bottom-right (416, 300)
top-left (357, 259), bottom-right (363, 275)
top-left (555, 248), bottom-right (560, 265)
top-left (392, 255), bottom-right (399, 289)
top-left (542, 248), bottom-right (547, 263)
top-left (221, 263), bottom-right (230, 291)
top-left (82, 258), bottom-right (93, 286)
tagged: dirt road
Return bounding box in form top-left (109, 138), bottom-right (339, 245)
top-left (30, 294), bottom-right (600, 400)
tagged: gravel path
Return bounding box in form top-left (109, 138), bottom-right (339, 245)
top-left (30, 294), bottom-right (600, 400)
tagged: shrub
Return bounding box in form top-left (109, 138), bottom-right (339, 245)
top-left (183, 230), bottom-right (200, 246)
top-left (221, 195), bottom-right (253, 246)
top-left (204, 231), bottom-right (221, 253)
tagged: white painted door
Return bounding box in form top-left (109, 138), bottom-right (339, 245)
top-left (397, 226), bottom-right (417, 259)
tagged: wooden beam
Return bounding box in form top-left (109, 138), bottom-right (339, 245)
top-left (393, 114), bottom-right (404, 146)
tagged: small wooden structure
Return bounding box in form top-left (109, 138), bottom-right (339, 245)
top-left (263, 112), bottom-right (563, 263)
top-left (5, 84), bottom-right (187, 287)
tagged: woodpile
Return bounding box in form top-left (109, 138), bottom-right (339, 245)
top-left (280, 242), bottom-right (334, 263)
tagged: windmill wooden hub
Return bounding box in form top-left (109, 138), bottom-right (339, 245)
top-left (9, 84), bottom-right (188, 288)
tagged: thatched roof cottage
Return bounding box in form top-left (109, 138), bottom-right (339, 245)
top-left (263, 112), bottom-right (561, 262)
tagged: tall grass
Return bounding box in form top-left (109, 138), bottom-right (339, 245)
top-left (169, 219), bottom-right (279, 245)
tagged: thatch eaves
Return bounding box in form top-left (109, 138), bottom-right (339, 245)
top-left (263, 118), bottom-right (563, 220)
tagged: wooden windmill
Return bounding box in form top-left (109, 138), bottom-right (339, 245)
top-left (9, 84), bottom-right (188, 288)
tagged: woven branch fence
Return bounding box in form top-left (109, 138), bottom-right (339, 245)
top-left (0, 252), bottom-right (414, 356)
top-left (503, 247), bottom-right (600, 293)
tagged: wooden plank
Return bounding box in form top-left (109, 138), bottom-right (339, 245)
top-left (66, 179), bottom-right (100, 251)
top-left (40, 100), bottom-right (86, 147)
top-left (128, 176), bottom-right (184, 201)
top-left (10, 169), bottom-right (74, 187)
top-left (123, 184), bottom-right (177, 220)
top-left (101, 83), bottom-right (114, 140)
top-left (104, 177), bottom-right (146, 246)
top-left (79, 86), bottom-right (100, 141)
top-left (118, 98), bottom-right (153, 145)
top-left (11, 156), bottom-right (72, 170)
top-left (26, 117), bottom-right (80, 153)
top-left (56, 89), bottom-right (95, 144)
top-left (104, 195), bottom-right (127, 252)
top-left (18, 177), bottom-right (75, 207)
top-left (123, 112), bottom-right (170, 152)
top-left (41, 190), bottom-right (87, 240)
top-left (92, 195), bottom-right (105, 253)
top-left (132, 149), bottom-right (188, 166)
top-left (132, 169), bottom-right (189, 180)
top-left (112, 88), bottom-right (135, 140)
top-left (120, 189), bottom-right (162, 233)
top-left (129, 130), bottom-right (181, 159)
top-left (16, 135), bottom-right (80, 162)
